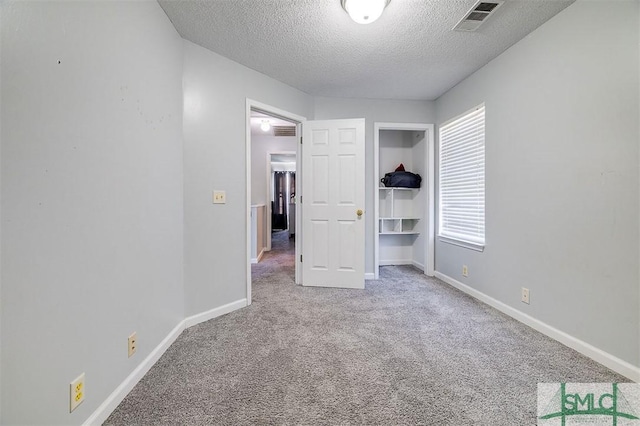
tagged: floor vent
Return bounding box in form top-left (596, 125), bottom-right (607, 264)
top-left (273, 126), bottom-right (296, 137)
top-left (453, 1), bottom-right (503, 32)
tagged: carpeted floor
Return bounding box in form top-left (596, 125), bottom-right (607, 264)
top-left (105, 231), bottom-right (627, 425)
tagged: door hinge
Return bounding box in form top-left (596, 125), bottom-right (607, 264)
top-left (300, 255), bottom-right (303, 262)
top-left (300, 137), bottom-right (303, 145)
top-left (300, 196), bottom-right (302, 203)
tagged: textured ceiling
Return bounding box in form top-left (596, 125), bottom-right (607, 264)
top-left (159, 0), bottom-right (575, 101)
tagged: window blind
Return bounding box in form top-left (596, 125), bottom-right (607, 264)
top-left (438, 105), bottom-right (485, 247)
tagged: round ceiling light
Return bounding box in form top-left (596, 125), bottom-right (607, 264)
top-left (341, 0), bottom-right (390, 25)
top-left (260, 120), bottom-right (271, 132)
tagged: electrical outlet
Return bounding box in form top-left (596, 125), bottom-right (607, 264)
top-left (462, 265), bottom-right (468, 277)
top-left (212, 190), bottom-right (226, 204)
top-left (70, 373), bottom-right (85, 412)
top-left (521, 287), bottom-right (530, 304)
top-left (128, 332), bottom-right (137, 358)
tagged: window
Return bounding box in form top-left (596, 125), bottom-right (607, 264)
top-left (438, 104), bottom-right (485, 250)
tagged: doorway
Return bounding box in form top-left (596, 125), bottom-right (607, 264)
top-left (268, 153), bottom-right (296, 248)
top-left (245, 100), bottom-right (306, 305)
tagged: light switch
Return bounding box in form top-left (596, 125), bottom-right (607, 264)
top-left (213, 190), bottom-right (226, 204)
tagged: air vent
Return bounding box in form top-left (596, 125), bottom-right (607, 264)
top-left (273, 126), bottom-right (296, 137)
top-left (466, 11), bottom-right (489, 21)
top-left (453, 1), bottom-right (503, 32)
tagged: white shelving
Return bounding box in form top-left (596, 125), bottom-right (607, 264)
top-left (379, 219), bottom-right (420, 234)
top-left (378, 187), bottom-right (420, 235)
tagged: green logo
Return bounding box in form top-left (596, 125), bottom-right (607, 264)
top-left (538, 383), bottom-right (640, 425)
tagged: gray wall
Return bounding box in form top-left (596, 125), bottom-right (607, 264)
top-left (1, 1), bottom-right (185, 424)
top-left (435, 0), bottom-right (639, 366)
top-left (313, 97), bottom-right (436, 275)
top-left (251, 134), bottom-right (297, 206)
top-left (182, 41), bottom-right (313, 316)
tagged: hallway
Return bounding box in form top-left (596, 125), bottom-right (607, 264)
top-left (251, 230), bottom-right (295, 286)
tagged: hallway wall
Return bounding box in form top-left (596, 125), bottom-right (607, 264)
top-left (251, 134), bottom-right (297, 206)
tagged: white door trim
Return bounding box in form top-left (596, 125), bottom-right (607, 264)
top-left (295, 123), bottom-right (302, 285)
top-left (373, 122), bottom-right (435, 279)
top-left (246, 99), bottom-right (306, 305)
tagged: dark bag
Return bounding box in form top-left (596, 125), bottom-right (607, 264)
top-left (381, 171), bottom-right (422, 188)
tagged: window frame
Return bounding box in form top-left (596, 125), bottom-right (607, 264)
top-left (438, 103), bottom-right (486, 252)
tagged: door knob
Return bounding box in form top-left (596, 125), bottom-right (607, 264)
top-left (357, 209), bottom-right (363, 217)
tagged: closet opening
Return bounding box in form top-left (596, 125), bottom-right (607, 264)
top-left (374, 122), bottom-right (435, 279)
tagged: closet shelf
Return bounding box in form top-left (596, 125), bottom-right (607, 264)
top-left (378, 217), bottom-right (420, 234)
top-left (379, 217), bottom-right (420, 221)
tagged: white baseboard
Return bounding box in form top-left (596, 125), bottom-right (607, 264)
top-left (379, 260), bottom-right (413, 266)
top-left (184, 298), bottom-right (248, 328)
top-left (84, 298), bottom-right (248, 425)
top-left (434, 272), bottom-right (640, 382)
top-left (251, 249), bottom-right (265, 264)
top-left (83, 321), bottom-right (185, 425)
top-left (364, 273), bottom-right (375, 280)
top-left (412, 260), bottom-right (425, 271)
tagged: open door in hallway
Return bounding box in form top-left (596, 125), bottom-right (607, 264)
top-left (301, 119), bottom-right (365, 289)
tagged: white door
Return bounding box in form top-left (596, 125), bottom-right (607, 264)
top-left (302, 118), bottom-right (365, 289)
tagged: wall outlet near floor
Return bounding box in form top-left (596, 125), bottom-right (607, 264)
top-left (521, 287), bottom-right (530, 304)
top-left (70, 373), bottom-right (85, 412)
top-left (128, 332), bottom-right (137, 358)
top-left (462, 265), bottom-right (468, 277)
top-left (212, 190), bottom-right (226, 204)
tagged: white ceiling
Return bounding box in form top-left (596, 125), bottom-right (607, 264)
top-left (159, 0), bottom-right (574, 101)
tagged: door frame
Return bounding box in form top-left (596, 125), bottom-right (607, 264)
top-left (265, 151), bottom-right (296, 251)
top-left (373, 122), bottom-right (435, 279)
top-left (246, 99), bottom-right (306, 305)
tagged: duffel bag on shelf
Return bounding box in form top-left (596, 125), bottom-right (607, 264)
top-left (381, 171), bottom-right (422, 188)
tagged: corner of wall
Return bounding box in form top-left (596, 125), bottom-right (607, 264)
top-left (434, 271), bottom-right (640, 381)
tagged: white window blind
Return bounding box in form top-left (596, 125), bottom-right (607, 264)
top-left (439, 105), bottom-right (485, 248)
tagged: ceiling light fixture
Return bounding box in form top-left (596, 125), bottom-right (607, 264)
top-left (341, 0), bottom-right (390, 25)
top-left (260, 120), bottom-right (271, 132)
